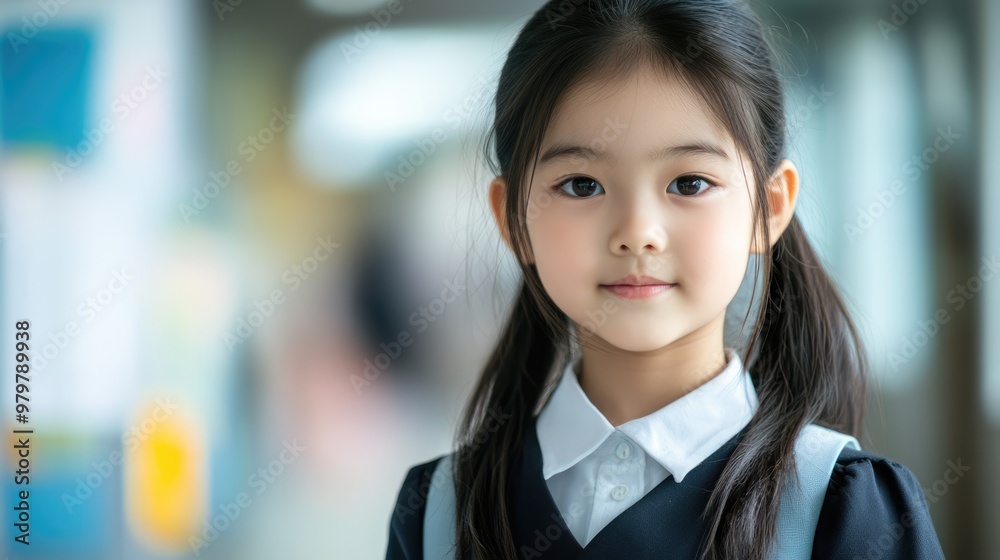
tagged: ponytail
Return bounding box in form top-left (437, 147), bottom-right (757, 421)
top-left (453, 277), bottom-right (566, 558)
top-left (698, 215), bottom-right (870, 560)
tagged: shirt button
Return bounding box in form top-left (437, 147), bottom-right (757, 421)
top-left (615, 441), bottom-right (632, 460)
top-left (610, 485), bottom-right (629, 501)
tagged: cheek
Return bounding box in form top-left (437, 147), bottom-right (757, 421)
top-left (673, 202), bottom-right (752, 301)
top-left (526, 198), bottom-right (600, 306)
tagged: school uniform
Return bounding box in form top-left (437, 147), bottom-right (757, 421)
top-left (386, 348), bottom-right (946, 559)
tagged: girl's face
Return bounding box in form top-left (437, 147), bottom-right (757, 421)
top-left (524, 64), bottom-right (757, 352)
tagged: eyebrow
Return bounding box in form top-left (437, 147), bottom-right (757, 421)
top-left (537, 140), bottom-right (731, 166)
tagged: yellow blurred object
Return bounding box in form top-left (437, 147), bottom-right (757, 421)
top-left (125, 398), bottom-right (206, 553)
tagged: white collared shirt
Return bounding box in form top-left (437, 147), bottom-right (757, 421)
top-left (534, 347), bottom-right (759, 547)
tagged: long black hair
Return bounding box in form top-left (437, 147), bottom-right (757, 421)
top-left (454, 1), bottom-right (869, 558)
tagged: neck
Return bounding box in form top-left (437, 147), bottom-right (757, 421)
top-left (575, 313), bottom-right (729, 427)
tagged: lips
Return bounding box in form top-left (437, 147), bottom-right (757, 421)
top-left (600, 284), bottom-right (675, 299)
top-left (599, 275), bottom-right (676, 300)
top-left (604, 274), bottom-right (671, 286)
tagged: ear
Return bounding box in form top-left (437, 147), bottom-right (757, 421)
top-left (489, 175), bottom-right (512, 247)
top-left (750, 159), bottom-right (799, 254)
top-left (489, 175), bottom-right (534, 265)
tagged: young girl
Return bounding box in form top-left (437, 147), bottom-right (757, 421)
top-left (387, 0), bottom-right (945, 558)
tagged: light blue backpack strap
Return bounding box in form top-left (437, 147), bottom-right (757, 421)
top-left (770, 423), bottom-right (861, 559)
top-left (424, 453), bottom-right (459, 560)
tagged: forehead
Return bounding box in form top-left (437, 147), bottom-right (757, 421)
top-left (539, 64), bottom-right (738, 165)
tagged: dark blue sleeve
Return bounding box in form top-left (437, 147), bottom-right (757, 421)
top-left (386, 456), bottom-right (445, 560)
top-left (811, 447), bottom-right (946, 559)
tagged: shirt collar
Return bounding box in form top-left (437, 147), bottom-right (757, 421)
top-left (535, 347), bottom-right (758, 483)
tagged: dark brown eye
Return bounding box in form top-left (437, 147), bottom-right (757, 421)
top-left (556, 176), bottom-right (605, 198)
top-left (668, 175), bottom-right (714, 196)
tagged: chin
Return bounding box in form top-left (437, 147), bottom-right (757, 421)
top-left (584, 324), bottom-right (679, 353)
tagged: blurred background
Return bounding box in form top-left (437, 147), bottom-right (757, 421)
top-left (0, 0), bottom-right (996, 558)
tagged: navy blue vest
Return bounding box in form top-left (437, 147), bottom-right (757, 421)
top-left (386, 415), bottom-right (946, 559)
top-left (505, 419), bottom-right (750, 557)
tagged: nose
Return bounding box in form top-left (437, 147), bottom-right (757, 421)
top-left (608, 195), bottom-right (667, 256)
